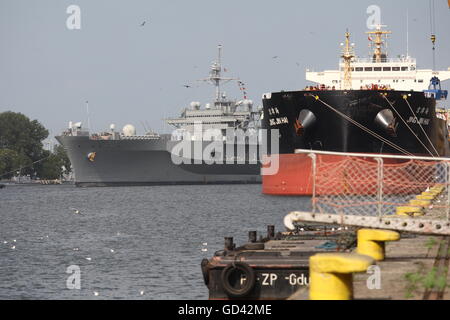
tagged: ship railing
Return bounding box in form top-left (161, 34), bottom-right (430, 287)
top-left (294, 149), bottom-right (450, 222)
top-left (342, 57), bottom-right (417, 64)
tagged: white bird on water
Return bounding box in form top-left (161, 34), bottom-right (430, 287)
top-left (110, 249), bottom-right (115, 253)
top-left (11, 246), bottom-right (15, 250)
top-left (93, 291), bottom-right (99, 296)
top-left (86, 257), bottom-right (92, 261)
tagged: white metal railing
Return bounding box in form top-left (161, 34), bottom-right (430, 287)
top-left (294, 149), bottom-right (450, 221)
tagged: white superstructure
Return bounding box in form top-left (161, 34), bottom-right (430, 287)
top-left (306, 25), bottom-right (450, 91)
top-left (166, 45), bottom-right (261, 140)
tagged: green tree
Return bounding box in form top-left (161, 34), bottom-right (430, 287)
top-left (39, 154), bottom-right (62, 180)
top-left (54, 144), bottom-right (71, 174)
top-left (0, 149), bottom-right (31, 179)
top-left (0, 111), bottom-right (49, 178)
top-left (38, 145), bottom-right (71, 180)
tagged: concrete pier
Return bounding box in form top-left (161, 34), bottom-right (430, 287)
top-left (289, 234), bottom-right (450, 300)
top-left (353, 234), bottom-right (450, 300)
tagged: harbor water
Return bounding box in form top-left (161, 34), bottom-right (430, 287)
top-left (0, 184), bottom-right (310, 299)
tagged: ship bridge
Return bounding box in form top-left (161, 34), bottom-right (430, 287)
top-left (306, 26), bottom-right (450, 92)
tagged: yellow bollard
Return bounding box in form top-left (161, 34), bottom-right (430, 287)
top-left (421, 191), bottom-right (439, 197)
top-left (309, 253), bottom-right (374, 300)
top-left (430, 186), bottom-right (444, 193)
top-left (416, 194), bottom-right (434, 200)
top-left (408, 199), bottom-right (431, 207)
top-left (396, 206), bottom-right (424, 216)
top-left (357, 229), bottom-right (400, 261)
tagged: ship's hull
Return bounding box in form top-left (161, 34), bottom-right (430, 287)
top-left (56, 135), bottom-right (261, 187)
top-left (262, 90), bottom-right (450, 195)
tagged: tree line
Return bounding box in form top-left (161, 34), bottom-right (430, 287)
top-left (0, 111), bottom-right (71, 180)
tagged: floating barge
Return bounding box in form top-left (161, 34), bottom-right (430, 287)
top-left (202, 225), bottom-right (356, 300)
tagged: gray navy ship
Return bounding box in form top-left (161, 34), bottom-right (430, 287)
top-left (56, 46), bottom-right (262, 187)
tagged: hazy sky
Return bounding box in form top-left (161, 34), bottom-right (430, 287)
top-left (1, 0), bottom-right (449, 142)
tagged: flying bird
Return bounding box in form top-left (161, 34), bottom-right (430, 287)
top-left (70, 208), bottom-right (83, 215)
top-left (140, 21), bottom-right (146, 27)
top-left (272, 55), bottom-right (278, 59)
top-left (183, 85), bottom-right (192, 88)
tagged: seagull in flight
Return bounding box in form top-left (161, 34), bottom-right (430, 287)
top-left (183, 84), bottom-right (192, 88)
top-left (272, 55), bottom-right (278, 59)
top-left (140, 21), bottom-right (147, 27)
top-left (70, 208), bottom-right (84, 215)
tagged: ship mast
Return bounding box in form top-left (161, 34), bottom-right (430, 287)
top-left (199, 45), bottom-right (237, 108)
top-left (366, 25), bottom-right (391, 63)
top-left (341, 30), bottom-right (355, 90)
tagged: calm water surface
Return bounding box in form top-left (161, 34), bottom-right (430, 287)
top-left (0, 184), bottom-right (310, 299)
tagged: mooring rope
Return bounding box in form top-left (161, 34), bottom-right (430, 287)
top-left (402, 95), bottom-right (440, 156)
top-left (0, 155), bottom-right (51, 179)
top-left (310, 94), bottom-right (414, 156)
top-left (381, 95), bottom-right (436, 157)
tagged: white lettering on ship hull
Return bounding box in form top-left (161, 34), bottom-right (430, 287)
top-left (406, 116), bottom-right (430, 125)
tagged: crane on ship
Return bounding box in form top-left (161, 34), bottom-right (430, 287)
top-left (424, 0), bottom-right (448, 101)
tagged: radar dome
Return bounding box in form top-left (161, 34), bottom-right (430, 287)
top-left (190, 101), bottom-right (201, 110)
top-left (122, 124), bottom-right (136, 137)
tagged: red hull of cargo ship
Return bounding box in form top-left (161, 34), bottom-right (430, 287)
top-left (261, 153), bottom-right (431, 196)
top-left (262, 153), bottom-right (317, 196)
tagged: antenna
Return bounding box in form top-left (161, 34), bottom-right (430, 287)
top-left (197, 45), bottom-right (237, 107)
top-left (429, 0), bottom-right (437, 70)
top-left (141, 121), bottom-right (148, 133)
top-left (406, 8), bottom-right (409, 57)
top-left (341, 30), bottom-right (355, 90)
top-left (85, 100), bottom-right (91, 131)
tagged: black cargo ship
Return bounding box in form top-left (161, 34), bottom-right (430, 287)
top-left (261, 26), bottom-right (449, 195)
